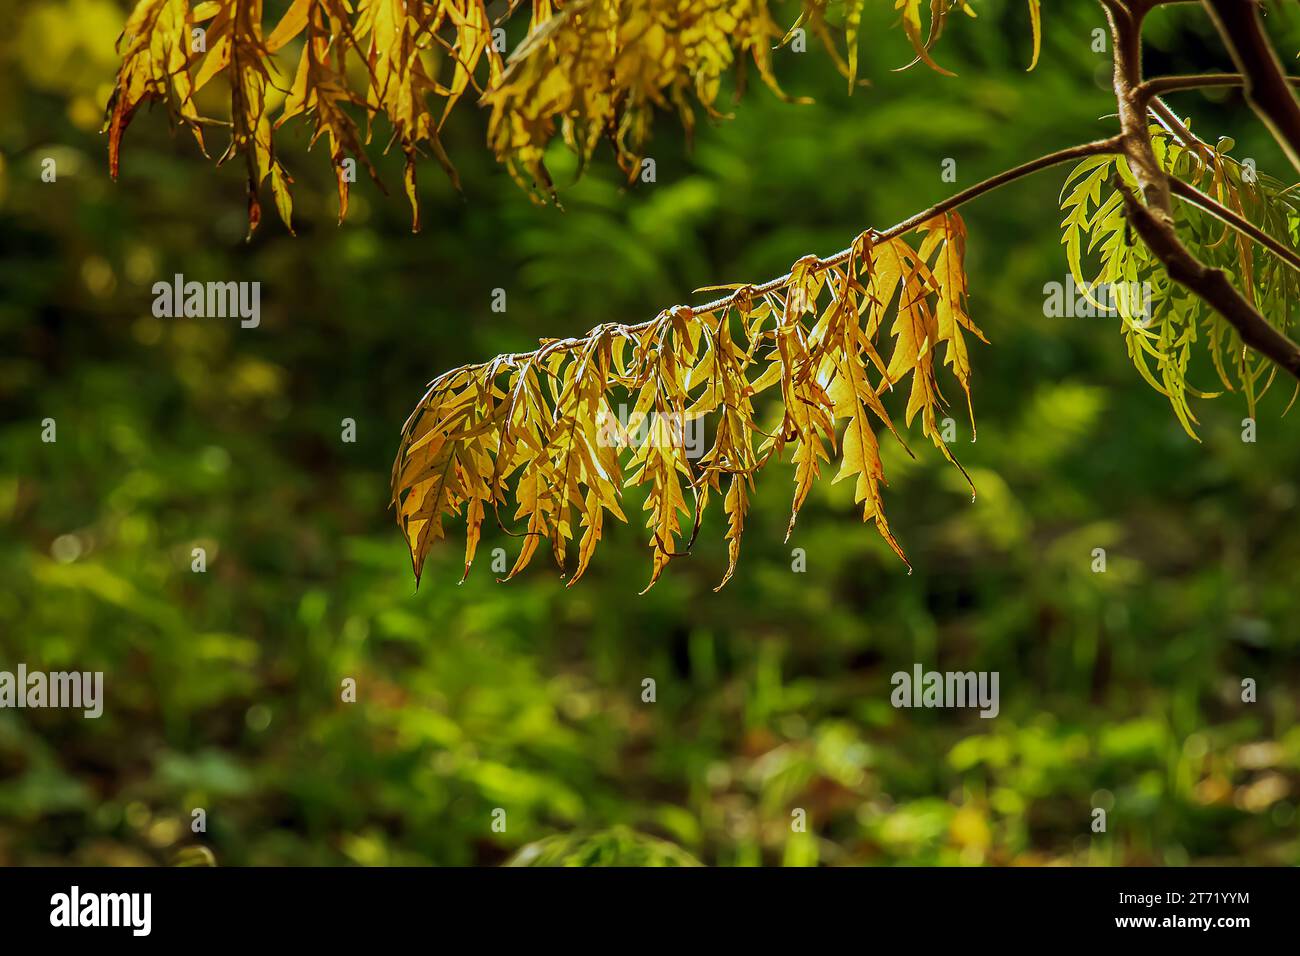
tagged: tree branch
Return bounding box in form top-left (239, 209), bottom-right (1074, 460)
top-left (1118, 179), bottom-right (1300, 379)
top-left (1105, 0), bottom-right (1300, 383)
top-left (1140, 72), bottom-right (1300, 97)
top-left (424, 137), bottom-right (1125, 385)
top-left (1201, 0), bottom-right (1300, 173)
top-left (1148, 96), bottom-right (1214, 162)
top-left (1146, 99), bottom-right (1300, 274)
top-left (1168, 177), bottom-right (1300, 274)
top-left (692, 136), bottom-right (1126, 314)
top-left (1105, 1), bottom-right (1174, 214)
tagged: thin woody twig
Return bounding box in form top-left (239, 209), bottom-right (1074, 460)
top-left (1168, 177), bottom-right (1300, 275)
top-left (1140, 72), bottom-right (1300, 97)
top-left (1118, 178), bottom-right (1300, 379)
top-left (1148, 97), bottom-right (1212, 161)
top-left (423, 136), bottom-right (1125, 390)
top-left (1142, 96), bottom-right (1300, 275)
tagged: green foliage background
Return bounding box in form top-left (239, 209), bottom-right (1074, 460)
top-left (1, 0), bottom-right (1298, 866)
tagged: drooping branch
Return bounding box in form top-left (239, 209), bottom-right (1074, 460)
top-left (417, 1), bottom-right (1300, 425)
top-left (388, 0), bottom-right (1300, 589)
top-left (430, 136), bottom-right (1125, 387)
top-left (692, 136), bottom-right (1126, 314)
top-left (1201, 0), bottom-right (1300, 173)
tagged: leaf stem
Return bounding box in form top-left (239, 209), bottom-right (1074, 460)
top-left (1140, 72), bottom-right (1300, 97)
top-left (691, 137), bottom-right (1126, 313)
top-left (1144, 97), bottom-right (1300, 274)
top-left (1168, 177), bottom-right (1300, 275)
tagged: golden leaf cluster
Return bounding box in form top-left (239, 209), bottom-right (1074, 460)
top-left (482, 0), bottom-right (795, 197)
top-left (106, 0), bottom-right (1024, 232)
top-left (390, 213), bottom-right (985, 589)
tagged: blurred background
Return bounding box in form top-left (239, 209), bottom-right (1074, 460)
top-left (1, 0), bottom-right (1298, 866)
